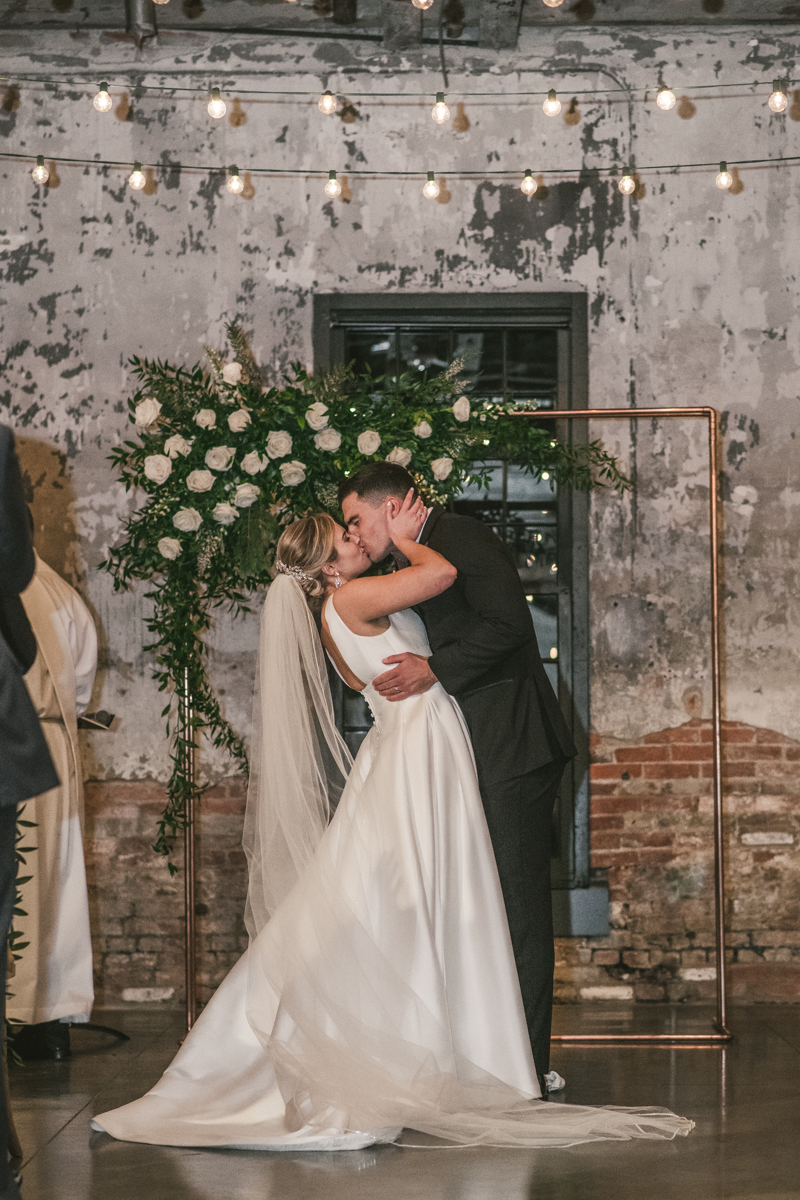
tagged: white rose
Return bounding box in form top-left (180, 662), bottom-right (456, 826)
top-left (172, 507), bottom-right (202, 532)
top-left (143, 454), bottom-right (172, 485)
top-left (266, 430), bottom-right (293, 459)
top-left (280, 460), bottom-right (307, 487)
top-left (357, 430), bottom-right (382, 456)
top-left (241, 450), bottom-right (266, 475)
top-left (233, 482), bottom-right (261, 508)
top-left (386, 446), bottom-right (412, 468)
top-left (186, 469), bottom-right (215, 492)
top-left (227, 409), bottom-right (251, 433)
top-left (195, 409), bottom-right (217, 429)
top-left (305, 402), bottom-right (329, 432)
top-left (314, 428), bottom-right (342, 452)
top-left (164, 434), bottom-right (193, 459)
top-left (222, 362), bottom-right (242, 385)
top-left (414, 421), bottom-right (433, 439)
top-left (158, 537), bottom-right (182, 560)
top-left (212, 501), bottom-right (239, 525)
top-left (205, 445), bottom-right (236, 472)
top-left (134, 396), bottom-right (161, 429)
top-left (453, 396), bottom-right (471, 423)
top-left (431, 456), bottom-right (454, 481)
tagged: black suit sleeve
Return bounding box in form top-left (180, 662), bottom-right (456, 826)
top-left (0, 425), bottom-right (34, 596)
top-left (427, 518), bottom-right (536, 695)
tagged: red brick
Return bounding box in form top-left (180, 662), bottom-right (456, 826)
top-left (590, 815), bottom-right (625, 831)
top-left (754, 728), bottom-right (793, 745)
top-left (722, 727), bottom-right (757, 744)
top-left (591, 797), bottom-right (643, 814)
top-left (623, 950), bottom-right (650, 968)
top-left (644, 726), bottom-right (700, 745)
top-left (590, 763), bottom-right (642, 780)
top-left (591, 848), bottom-right (675, 868)
top-left (638, 795), bottom-right (699, 811)
top-left (785, 747), bottom-right (800, 762)
top-left (623, 832), bottom-right (674, 849)
top-left (591, 832), bottom-right (623, 850)
top-left (590, 782), bottom-right (619, 796)
top-left (615, 746), bottom-right (670, 763)
top-left (593, 950), bottom-right (620, 966)
top-left (643, 762), bottom-right (700, 780)
top-left (671, 744), bottom-right (714, 762)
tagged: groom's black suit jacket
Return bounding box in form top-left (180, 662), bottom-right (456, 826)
top-left (416, 506), bottom-right (576, 788)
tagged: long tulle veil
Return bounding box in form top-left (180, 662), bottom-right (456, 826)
top-left (243, 575), bottom-right (353, 939)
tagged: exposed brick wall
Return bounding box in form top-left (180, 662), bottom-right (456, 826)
top-left (554, 720), bottom-right (800, 1004)
top-left (84, 719), bottom-right (800, 1009)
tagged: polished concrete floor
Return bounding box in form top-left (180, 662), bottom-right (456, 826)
top-left (8, 1004), bottom-right (800, 1200)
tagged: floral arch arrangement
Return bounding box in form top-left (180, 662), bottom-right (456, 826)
top-left (103, 324), bottom-right (627, 868)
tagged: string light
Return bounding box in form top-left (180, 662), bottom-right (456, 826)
top-left (207, 88), bottom-right (227, 119)
top-left (618, 171), bottom-right (636, 195)
top-left (656, 85), bottom-right (676, 111)
top-left (318, 89), bottom-right (337, 115)
top-left (128, 161), bottom-right (146, 190)
top-left (152, 0), bottom-right (171, 4)
top-left (31, 154), bottom-right (49, 185)
top-left (324, 169), bottom-right (342, 198)
top-left (768, 79), bottom-right (788, 113)
top-left (431, 92), bottom-right (450, 124)
top-left (423, 171), bottom-right (440, 199)
top-left (520, 169), bottom-right (537, 195)
top-left (226, 165), bottom-right (244, 194)
top-left (411, 0), bottom-right (435, 8)
top-left (542, 89), bottom-right (561, 117)
top-left (542, 0), bottom-right (565, 6)
top-left (715, 160), bottom-right (733, 190)
top-left (93, 82), bottom-right (112, 113)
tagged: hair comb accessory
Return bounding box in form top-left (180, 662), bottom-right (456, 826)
top-left (274, 559), bottom-right (315, 585)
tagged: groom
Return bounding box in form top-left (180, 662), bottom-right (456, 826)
top-left (340, 462), bottom-right (576, 1096)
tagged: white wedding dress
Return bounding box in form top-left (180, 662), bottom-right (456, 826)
top-left (93, 591), bottom-right (692, 1150)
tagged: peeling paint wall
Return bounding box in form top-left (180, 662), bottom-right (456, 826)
top-left (1, 25), bottom-right (799, 1000)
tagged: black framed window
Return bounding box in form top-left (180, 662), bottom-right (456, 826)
top-left (313, 294), bottom-right (590, 893)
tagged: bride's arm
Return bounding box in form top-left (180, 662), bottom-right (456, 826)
top-left (336, 491), bottom-right (456, 624)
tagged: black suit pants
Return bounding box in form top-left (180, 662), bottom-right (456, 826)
top-left (479, 759), bottom-right (568, 1077)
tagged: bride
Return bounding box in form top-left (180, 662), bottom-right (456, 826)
top-left (93, 490), bottom-right (692, 1151)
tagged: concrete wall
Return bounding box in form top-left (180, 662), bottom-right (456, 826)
top-left (1, 23), bottom-right (798, 1005)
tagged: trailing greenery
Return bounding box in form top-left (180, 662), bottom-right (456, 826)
top-left (102, 324), bottom-right (628, 870)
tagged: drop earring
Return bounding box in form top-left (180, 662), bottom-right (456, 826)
top-left (334, 571), bottom-right (343, 589)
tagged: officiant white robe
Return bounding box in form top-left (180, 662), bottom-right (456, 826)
top-left (7, 552), bottom-right (97, 1025)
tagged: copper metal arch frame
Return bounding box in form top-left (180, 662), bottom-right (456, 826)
top-left (515, 406), bottom-right (733, 1045)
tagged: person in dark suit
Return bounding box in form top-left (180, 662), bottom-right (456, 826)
top-left (340, 462), bottom-right (576, 1096)
top-left (0, 425), bottom-right (59, 1199)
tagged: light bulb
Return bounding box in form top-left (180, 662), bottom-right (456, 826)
top-left (324, 170), bottom-right (342, 199)
top-left (207, 88), bottom-right (227, 119)
top-left (715, 161), bottom-right (732, 190)
top-left (542, 89), bottom-right (561, 117)
top-left (318, 89), bottom-right (337, 115)
top-left (656, 85), bottom-right (676, 111)
top-left (93, 82), bottom-right (112, 113)
top-left (128, 161), bottom-right (146, 191)
top-left (542, 0), bottom-right (565, 6)
top-left (411, 0), bottom-right (434, 8)
top-left (431, 92), bottom-right (450, 124)
top-left (153, 0), bottom-right (170, 4)
top-left (618, 172), bottom-right (636, 195)
top-left (520, 169), bottom-right (537, 195)
top-left (769, 79), bottom-right (788, 113)
top-left (227, 165), bottom-right (244, 195)
top-left (423, 171), bottom-right (440, 199)
top-left (31, 155), bottom-right (49, 185)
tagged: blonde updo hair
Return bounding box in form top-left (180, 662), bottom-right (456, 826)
top-left (274, 512), bottom-right (338, 609)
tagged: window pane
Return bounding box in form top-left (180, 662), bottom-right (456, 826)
top-left (452, 328), bottom-right (504, 397)
top-left (506, 466), bottom-right (557, 503)
top-left (343, 329), bottom-right (397, 378)
top-left (506, 328), bottom-right (558, 405)
top-left (524, 593), bottom-right (559, 662)
top-left (397, 330), bottom-right (451, 377)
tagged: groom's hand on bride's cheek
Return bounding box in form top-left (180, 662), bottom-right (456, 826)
top-left (373, 654), bottom-right (437, 701)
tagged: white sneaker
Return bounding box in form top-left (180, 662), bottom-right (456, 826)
top-left (545, 1070), bottom-right (566, 1093)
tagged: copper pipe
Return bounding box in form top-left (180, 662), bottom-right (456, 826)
top-left (515, 406), bottom-right (732, 1044)
top-left (182, 666), bottom-right (197, 1033)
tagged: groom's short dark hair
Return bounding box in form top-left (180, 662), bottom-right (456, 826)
top-left (338, 462), bottom-right (418, 509)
